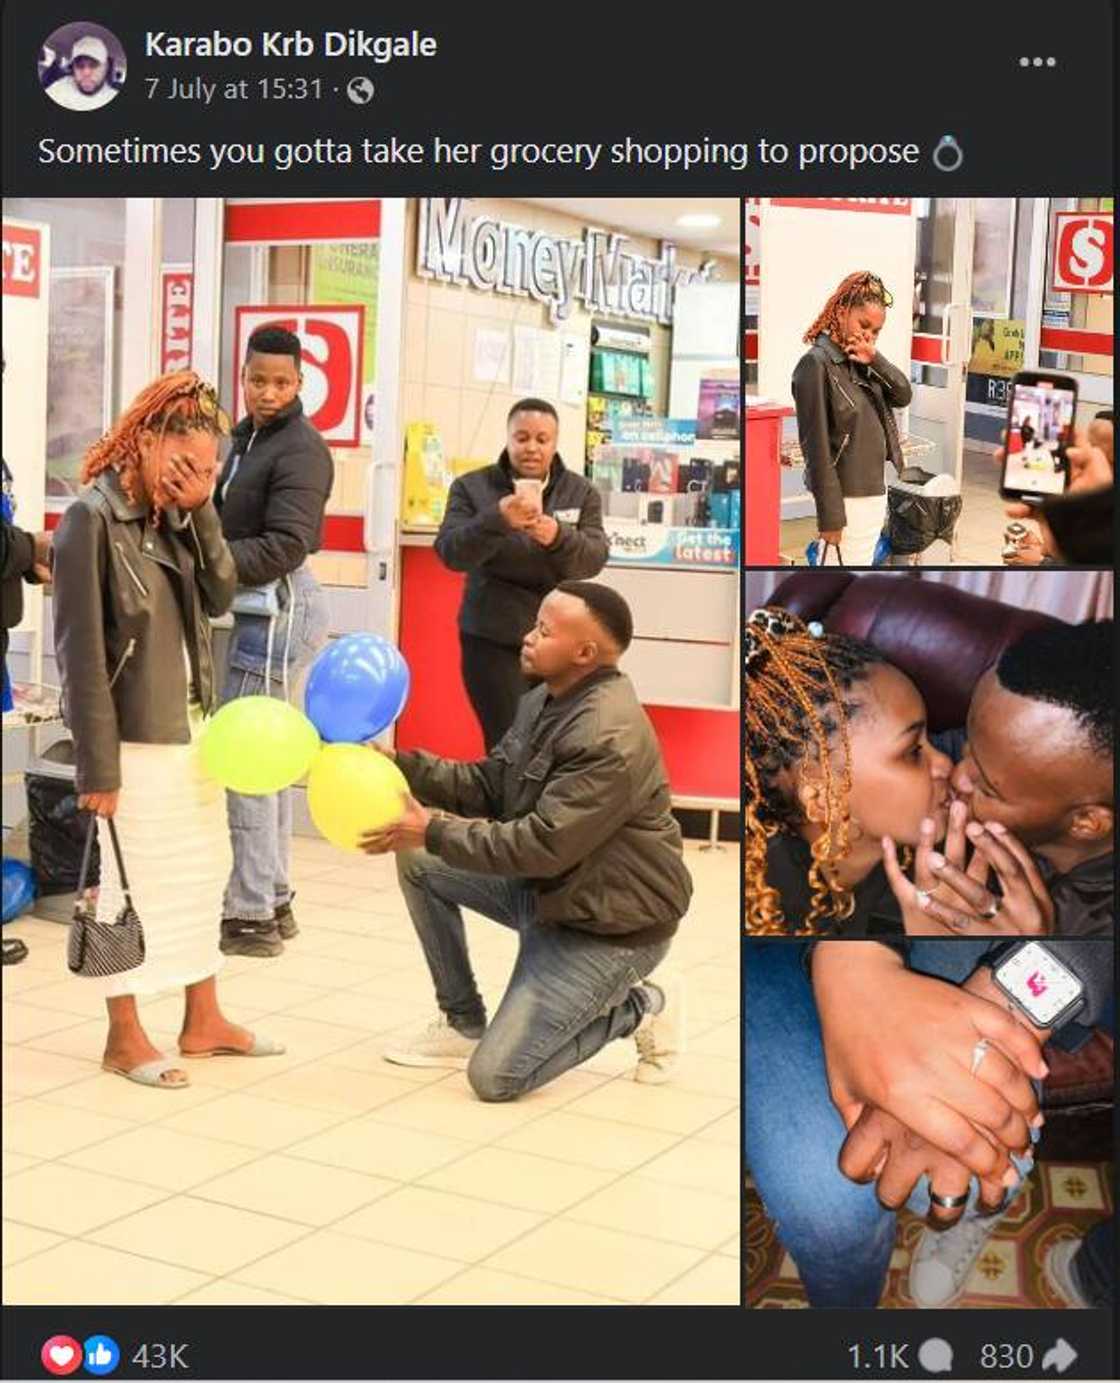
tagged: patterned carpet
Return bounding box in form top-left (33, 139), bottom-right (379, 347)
top-left (746, 1161), bottom-right (1113, 1308)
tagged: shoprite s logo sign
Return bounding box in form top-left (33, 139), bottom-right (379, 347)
top-left (416, 198), bottom-right (714, 326)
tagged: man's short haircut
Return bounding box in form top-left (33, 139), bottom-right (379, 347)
top-left (507, 397), bottom-right (558, 424)
top-left (245, 325), bottom-right (301, 368)
top-left (996, 620), bottom-right (1113, 757)
top-left (556, 580), bottom-right (633, 652)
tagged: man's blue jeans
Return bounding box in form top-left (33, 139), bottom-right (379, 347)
top-left (397, 848), bottom-right (671, 1101)
top-left (221, 568), bottom-right (329, 921)
top-left (746, 941), bottom-right (1034, 1308)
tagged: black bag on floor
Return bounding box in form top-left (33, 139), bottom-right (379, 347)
top-left (886, 490), bottom-right (963, 557)
top-left (26, 741), bottom-right (99, 896)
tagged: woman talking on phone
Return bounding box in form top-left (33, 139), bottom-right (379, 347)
top-left (434, 397), bottom-right (608, 749)
top-left (792, 271), bottom-right (912, 566)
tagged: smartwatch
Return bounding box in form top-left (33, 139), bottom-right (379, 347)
top-left (985, 940), bottom-right (1087, 1030)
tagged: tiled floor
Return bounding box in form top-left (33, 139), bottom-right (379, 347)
top-left (2, 836), bottom-right (740, 1306)
top-left (778, 446), bottom-right (1022, 566)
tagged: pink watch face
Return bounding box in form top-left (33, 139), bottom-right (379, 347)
top-left (996, 942), bottom-right (1083, 1026)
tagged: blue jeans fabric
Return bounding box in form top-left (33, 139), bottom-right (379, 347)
top-left (397, 848), bottom-right (670, 1101)
top-left (746, 941), bottom-right (1035, 1308)
top-left (222, 567), bottom-right (329, 921)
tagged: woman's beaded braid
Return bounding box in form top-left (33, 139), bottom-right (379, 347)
top-left (745, 607), bottom-right (884, 935)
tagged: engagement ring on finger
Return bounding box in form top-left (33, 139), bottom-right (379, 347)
top-left (914, 888), bottom-right (933, 909)
top-left (970, 1038), bottom-right (992, 1076)
top-left (929, 1190), bottom-right (969, 1209)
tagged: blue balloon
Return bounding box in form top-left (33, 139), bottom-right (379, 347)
top-left (2, 858), bottom-right (36, 924)
top-left (304, 634), bottom-right (410, 743)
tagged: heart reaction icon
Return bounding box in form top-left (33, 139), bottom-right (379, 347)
top-left (40, 1336), bottom-right (83, 1376)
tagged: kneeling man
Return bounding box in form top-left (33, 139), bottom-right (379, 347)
top-left (362, 580), bottom-right (692, 1100)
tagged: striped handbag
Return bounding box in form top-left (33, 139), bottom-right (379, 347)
top-left (67, 814), bottom-right (146, 978)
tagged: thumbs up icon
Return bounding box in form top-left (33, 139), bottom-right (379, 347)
top-left (81, 1335), bottom-right (120, 1376)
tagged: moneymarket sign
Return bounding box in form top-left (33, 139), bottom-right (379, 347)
top-left (416, 197), bottom-right (714, 326)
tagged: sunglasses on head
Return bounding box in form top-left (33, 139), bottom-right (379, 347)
top-left (186, 380), bottom-right (231, 435)
top-left (853, 274), bottom-right (894, 309)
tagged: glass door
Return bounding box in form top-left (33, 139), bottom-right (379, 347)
top-left (908, 198), bottom-right (975, 482)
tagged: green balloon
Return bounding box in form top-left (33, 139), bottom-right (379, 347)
top-left (201, 696), bottom-right (321, 795)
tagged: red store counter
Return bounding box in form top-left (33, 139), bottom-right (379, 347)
top-left (745, 402), bottom-right (792, 566)
top-left (394, 536), bottom-right (738, 821)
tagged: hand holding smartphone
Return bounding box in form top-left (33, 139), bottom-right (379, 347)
top-left (513, 477), bottom-right (544, 516)
top-left (1000, 370), bottom-right (1078, 505)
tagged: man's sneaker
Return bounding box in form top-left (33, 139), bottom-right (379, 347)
top-left (383, 1015), bottom-right (481, 1069)
top-left (910, 1211), bottom-right (1002, 1307)
top-left (220, 917), bottom-right (284, 958)
top-left (1043, 1238), bottom-right (1091, 1308)
top-left (633, 972), bottom-right (685, 1085)
top-left (274, 899), bottom-right (298, 941)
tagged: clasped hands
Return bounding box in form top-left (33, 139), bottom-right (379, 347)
top-left (815, 944), bottom-right (1047, 1227)
top-left (882, 795), bottom-right (1054, 937)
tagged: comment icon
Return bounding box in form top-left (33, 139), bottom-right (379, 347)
top-left (918, 1337), bottom-right (954, 1373)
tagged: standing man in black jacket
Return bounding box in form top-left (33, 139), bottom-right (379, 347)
top-left (214, 326), bottom-right (333, 958)
top-left (1, 358), bottom-right (52, 681)
top-left (435, 398), bottom-right (609, 750)
top-left (1, 467), bottom-right (51, 676)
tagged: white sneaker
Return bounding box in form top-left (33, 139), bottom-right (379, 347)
top-left (633, 972), bottom-right (685, 1085)
top-left (1043, 1238), bottom-right (1091, 1308)
top-left (383, 1015), bottom-right (481, 1069)
top-left (909, 1211), bottom-right (1001, 1308)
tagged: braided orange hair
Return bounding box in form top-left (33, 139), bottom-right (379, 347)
top-left (81, 370), bottom-right (228, 512)
top-left (803, 270), bottom-right (893, 346)
top-left (745, 607), bottom-right (885, 935)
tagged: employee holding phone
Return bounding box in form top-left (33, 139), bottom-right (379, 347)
top-left (792, 271), bottom-right (912, 566)
top-left (434, 398), bottom-right (608, 749)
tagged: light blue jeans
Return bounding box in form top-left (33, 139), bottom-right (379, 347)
top-left (397, 848), bottom-right (671, 1101)
top-left (221, 566), bottom-right (329, 921)
top-left (746, 940), bottom-right (1037, 1308)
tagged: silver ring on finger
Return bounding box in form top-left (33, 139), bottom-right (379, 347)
top-left (914, 888), bottom-right (933, 909)
top-left (970, 1038), bottom-right (992, 1077)
top-left (929, 1190), bottom-right (969, 1210)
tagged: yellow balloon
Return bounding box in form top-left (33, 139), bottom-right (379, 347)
top-left (200, 696), bottom-right (320, 795)
top-left (307, 743), bottom-right (409, 851)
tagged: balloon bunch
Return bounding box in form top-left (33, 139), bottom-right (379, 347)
top-left (201, 633), bottom-right (412, 852)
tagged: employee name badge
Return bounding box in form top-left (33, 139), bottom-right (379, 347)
top-left (995, 941), bottom-right (1084, 1027)
top-left (554, 508), bottom-right (581, 523)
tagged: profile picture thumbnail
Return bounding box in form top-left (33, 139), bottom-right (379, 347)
top-left (40, 22), bottom-right (125, 111)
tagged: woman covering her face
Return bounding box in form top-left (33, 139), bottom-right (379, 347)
top-left (791, 271), bottom-right (912, 567)
top-left (52, 371), bottom-right (284, 1088)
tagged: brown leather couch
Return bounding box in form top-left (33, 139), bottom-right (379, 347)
top-left (765, 571), bottom-right (1062, 731)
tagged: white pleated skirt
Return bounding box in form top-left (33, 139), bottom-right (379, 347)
top-left (91, 706), bottom-right (230, 998)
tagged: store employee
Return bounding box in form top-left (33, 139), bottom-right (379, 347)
top-left (435, 398), bottom-right (609, 749)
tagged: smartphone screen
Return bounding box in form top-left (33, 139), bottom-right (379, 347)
top-left (1002, 374), bottom-right (1078, 500)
